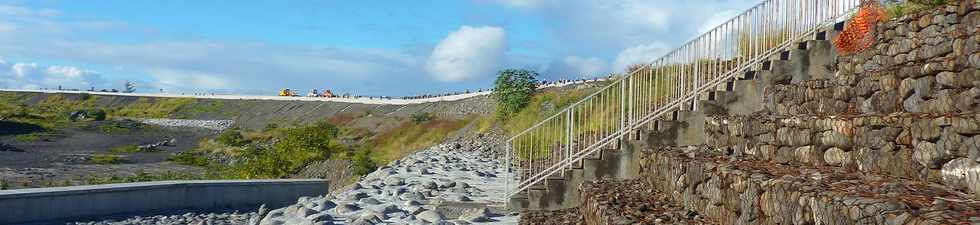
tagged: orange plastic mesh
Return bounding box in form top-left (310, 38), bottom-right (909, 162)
top-left (834, 0), bottom-right (887, 54)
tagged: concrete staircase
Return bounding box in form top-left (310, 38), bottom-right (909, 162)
top-left (523, 2), bottom-right (980, 224)
top-left (510, 23), bottom-right (846, 212)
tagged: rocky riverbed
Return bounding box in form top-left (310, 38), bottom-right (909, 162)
top-left (256, 143), bottom-right (519, 225)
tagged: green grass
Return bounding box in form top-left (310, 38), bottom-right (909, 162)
top-left (182, 100), bottom-right (227, 117)
top-left (0, 93), bottom-right (100, 129)
top-left (371, 117), bottom-right (471, 164)
top-left (503, 85), bottom-right (602, 135)
top-left (84, 170), bottom-right (215, 185)
top-left (168, 152), bottom-right (210, 167)
top-left (884, 0), bottom-right (946, 18)
top-left (89, 154), bottom-right (125, 164)
top-left (109, 145), bottom-right (140, 154)
top-left (506, 69), bottom-right (678, 160)
top-left (13, 133), bottom-right (41, 142)
top-left (110, 97), bottom-right (196, 119)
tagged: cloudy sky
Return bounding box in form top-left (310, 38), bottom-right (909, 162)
top-left (0, 0), bottom-right (758, 96)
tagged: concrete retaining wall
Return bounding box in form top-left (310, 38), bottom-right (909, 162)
top-left (0, 179), bottom-right (329, 224)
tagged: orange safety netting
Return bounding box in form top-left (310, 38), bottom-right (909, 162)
top-left (834, 0), bottom-right (887, 54)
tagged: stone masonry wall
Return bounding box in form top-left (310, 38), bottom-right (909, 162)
top-left (770, 1), bottom-right (979, 116)
top-left (634, 1), bottom-right (980, 224)
top-left (706, 113), bottom-right (980, 197)
top-left (638, 147), bottom-right (980, 225)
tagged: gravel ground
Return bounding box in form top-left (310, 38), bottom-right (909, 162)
top-left (0, 122), bottom-right (209, 189)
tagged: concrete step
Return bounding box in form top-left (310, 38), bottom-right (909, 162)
top-left (510, 137), bottom-right (641, 212)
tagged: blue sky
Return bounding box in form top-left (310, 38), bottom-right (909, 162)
top-left (0, 0), bottom-right (757, 96)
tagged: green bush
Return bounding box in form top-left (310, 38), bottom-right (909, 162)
top-left (410, 112), bottom-right (433, 125)
top-left (168, 152), bottom-right (209, 167)
top-left (493, 69), bottom-right (539, 120)
top-left (86, 109), bottom-right (107, 121)
top-left (216, 129), bottom-right (248, 147)
top-left (352, 146), bottom-right (378, 176)
top-left (0, 179), bottom-right (9, 190)
top-left (232, 122), bottom-right (343, 178)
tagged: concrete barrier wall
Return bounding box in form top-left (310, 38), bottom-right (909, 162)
top-left (0, 179), bottom-right (329, 224)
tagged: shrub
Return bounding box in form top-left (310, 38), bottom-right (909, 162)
top-left (168, 152), bottom-right (209, 167)
top-left (89, 154), bottom-right (125, 164)
top-left (216, 129), bottom-right (248, 147)
top-left (109, 145), bottom-right (140, 153)
top-left (410, 112), bottom-right (434, 125)
top-left (0, 179), bottom-right (9, 190)
top-left (262, 123), bottom-right (279, 132)
top-left (232, 122), bottom-right (343, 178)
top-left (352, 146), bottom-right (378, 176)
top-left (493, 69), bottom-right (539, 120)
top-left (86, 109), bottom-right (107, 121)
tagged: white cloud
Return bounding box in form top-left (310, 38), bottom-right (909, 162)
top-left (0, 4), bottom-right (60, 17)
top-left (426, 26), bottom-right (506, 82)
top-left (488, 0), bottom-right (758, 50)
top-left (613, 42), bottom-right (670, 72)
top-left (146, 68), bottom-right (237, 91)
top-left (0, 61), bottom-right (107, 89)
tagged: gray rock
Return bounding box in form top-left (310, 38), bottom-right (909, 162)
top-left (422, 181), bottom-right (439, 190)
top-left (417, 210), bottom-right (445, 223)
top-left (347, 192), bottom-right (369, 201)
top-left (384, 176), bottom-right (405, 186)
top-left (359, 197), bottom-right (381, 205)
top-left (458, 207), bottom-right (491, 222)
top-left (311, 199), bottom-right (336, 212)
top-left (399, 192), bottom-right (425, 201)
top-left (334, 203), bottom-right (361, 215)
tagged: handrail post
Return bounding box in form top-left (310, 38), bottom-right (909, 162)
top-left (620, 79), bottom-right (626, 134)
top-left (505, 141), bottom-right (511, 200)
top-left (566, 109), bottom-right (573, 171)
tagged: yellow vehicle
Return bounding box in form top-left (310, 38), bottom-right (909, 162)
top-left (278, 89), bottom-right (298, 97)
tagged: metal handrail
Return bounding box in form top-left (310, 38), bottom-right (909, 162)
top-left (503, 0), bottom-right (863, 200)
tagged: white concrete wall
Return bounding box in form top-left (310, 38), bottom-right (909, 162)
top-left (0, 179), bottom-right (328, 224)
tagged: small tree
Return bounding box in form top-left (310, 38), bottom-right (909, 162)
top-left (351, 146), bottom-right (378, 176)
top-left (493, 69), bottom-right (539, 119)
top-left (123, 80), bottom-right (136, 93)
top-left (410, 112), bottom-right (433, 125)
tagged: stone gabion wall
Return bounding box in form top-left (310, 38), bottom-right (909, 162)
top-left (632, 1), bottom-right (980, 224)
top-left (638, 147), bottom-right (979, 225)
top-left (705, 113), bottom-right (980, 197)
top-left (770, 1), bottom-right (979, 116)
top-left (578, 180), bottom-right (716, 225)
top-left (134, 118), bottom-right (235, 131)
